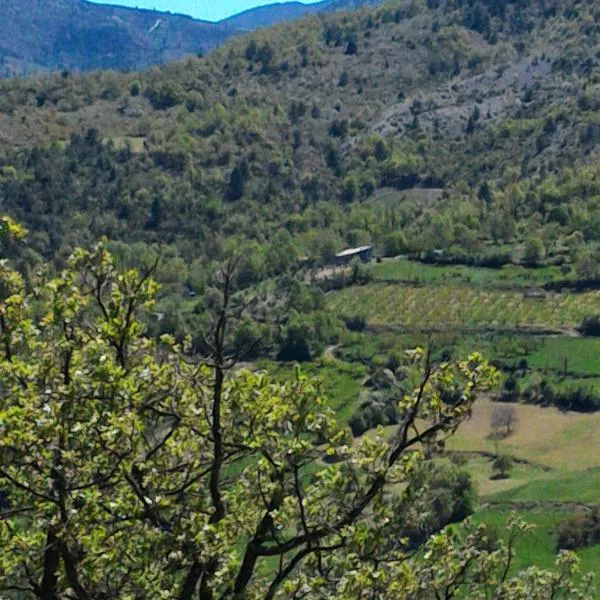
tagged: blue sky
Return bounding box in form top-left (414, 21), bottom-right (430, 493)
top-left (87, 0), bottom-right (321, 22)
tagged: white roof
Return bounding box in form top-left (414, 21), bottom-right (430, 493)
top-left (335, 245), bottom-right (372, 258)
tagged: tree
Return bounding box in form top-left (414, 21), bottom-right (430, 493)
top-left (492, 454), bottom-right (514, 479)
top-left (0, 228), bottom-right (595, 599)
top-left (382, 231), bottom-right (407, 257)
top-left (374, 139), bottom-right (390, 162)
top-left (523, 235), bottom-right (545, 266)
top-left (500, 374), bottom-right (520, 402)
top-left (144, 81), bottom-right (184, 110)
top-left (581, 314), bottom-right (600, 337)
top-left (226, 161), bottom-right (248, 201)
top-left (345, 37), bottom-right (358, 55)
top-left (491, 405), bottom-right (518, 436)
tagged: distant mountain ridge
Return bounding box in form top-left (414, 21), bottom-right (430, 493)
top-left (0, 0), bottom-right (382, 78)
top-left (223, 0), bottom-right (381, 30)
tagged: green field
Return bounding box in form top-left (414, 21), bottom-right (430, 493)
top-left (527, 337), bottom-right (600, 375)
top-left (370, 258), bottom-right (564, 288)
top-left (329, 284), bottom-right (600, 329)
top-left (473, 508), bottom-right (600, 576)
top-left (489, 469), bottom-right (600, 505)
top-left (449, 397), bottom-right (600, 576)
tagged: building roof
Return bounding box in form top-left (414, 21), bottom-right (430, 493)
top-left (335, 245), bottom-right (372, 258)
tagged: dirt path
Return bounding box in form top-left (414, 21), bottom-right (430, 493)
top-left (323, 345), bottom-right (339, 362)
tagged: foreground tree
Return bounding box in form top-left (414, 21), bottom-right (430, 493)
top-left (0, 222), bottom-right (595, 599)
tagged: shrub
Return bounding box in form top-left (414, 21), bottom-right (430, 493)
top-left (581, 314), bottom-right (600, 336)
top-left (491, 454), bottom-right (513, 479)
top-left (556, 508), bottom-right (600, 551)
top-left (343, 314), bottom-right (367, 332)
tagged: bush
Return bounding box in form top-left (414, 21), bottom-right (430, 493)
top-left (491, 454), bottom-right (513, 479)
top-left (342, 314), bottom-right (367, 332)
top-left (521, 375), bottom-right (600, 413)
top-left (581, 314), bottom-right (600, 336)
top-left (556, 508), bottom-right (600, 551)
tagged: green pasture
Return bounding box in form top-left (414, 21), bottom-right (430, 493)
top-left (369, 258), bottom-right (564, 288)
top-left (489, 468), bottom-right (600, 505)
top-left (473, 508), bottom-right (600, 577)
top-left (527, 337), bottom-right (600, 375)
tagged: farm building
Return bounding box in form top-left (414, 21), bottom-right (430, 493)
top-left (334, 245), bottom-right (373, 265)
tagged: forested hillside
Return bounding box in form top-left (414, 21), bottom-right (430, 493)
top-left (1, 0), bottom-right (600, 348)
top-left (0, 0), bottom-right (381, 77)
top-left (0, 0), bottom-right (236, 77)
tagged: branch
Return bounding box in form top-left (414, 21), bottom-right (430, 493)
top-left (264, 542), bottom-right (345, 600)
top-left (0, 469), bottom-right (57, 503)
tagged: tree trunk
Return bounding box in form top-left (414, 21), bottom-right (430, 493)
top-left (39, 528), bottom-right (60, 600)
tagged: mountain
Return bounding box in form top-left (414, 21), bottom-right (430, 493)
top-left (0, 0), bottom-right (234, 77)
top-left (223, 0), bottom-right (381, 30)
top-left (222, 2), bottom-right (321, 31)
top-left (1, 0), bottom-right (599, 297)
top-left (0, 0), bottom-right (382, 78)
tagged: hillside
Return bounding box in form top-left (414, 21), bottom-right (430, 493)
top-left (0, 0), bottom-right (382, 78)
top-left (1, 0), bottom-right (600, 336)
top-left (0, 0), bottom-right (235, 77)
top-left (224, 0), bottom-right (381, 30)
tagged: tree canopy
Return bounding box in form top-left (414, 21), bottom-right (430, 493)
top-left (0, 222), bottom-right (595, 598)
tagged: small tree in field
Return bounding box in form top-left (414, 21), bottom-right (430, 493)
top-left (491, 405), bottom-right (518, 437)
top-left (0, 219), bottom-right (595, 600)
top-left (492, 454), bottom-right (514, 480)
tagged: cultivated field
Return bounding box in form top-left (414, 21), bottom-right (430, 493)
top-left (329, 283), bottom-right (600, 329)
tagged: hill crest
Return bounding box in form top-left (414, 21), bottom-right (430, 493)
top-left (0, 0), bottom-right (381, 77)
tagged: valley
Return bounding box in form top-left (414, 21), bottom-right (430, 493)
top-left (1, 0), bottom-right (600, 595)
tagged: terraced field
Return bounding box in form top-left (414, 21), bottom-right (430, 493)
top-left (329, 284), bottom-right (600, 329)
